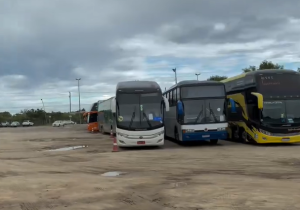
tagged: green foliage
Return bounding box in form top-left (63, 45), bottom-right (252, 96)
top-left (242, 65), bottom-right (257, 73)
top-left (207, 75), bottom-right (228, 81)
top-left (0, 109), bottom-right (84, 125)
top-left (242, 60), bottom-right (284, 73)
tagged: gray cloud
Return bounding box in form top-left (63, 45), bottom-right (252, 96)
top-left (1, 0), bottom-right (300, 112)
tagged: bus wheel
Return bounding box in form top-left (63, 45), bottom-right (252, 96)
top-left (240, 129), bottom-right (248, 143)
top-left (232, 128), bottom-right (239, 141)
top-left (210, 139), bottom-right (218, 145)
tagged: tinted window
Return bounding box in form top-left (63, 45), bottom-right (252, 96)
top-left (89, 113), bottom-right (98, 123)
top-left (181, 85), bottom-right (225, 98)
top-left (177, 87), bottom-right (180, 100)
top-left (262, 101), bottom-right (286, 125)
top-left (172, 89), bottom-right (176, 106)
top-left (116, 93), bottom-right (163, 129)
top-left (182, 99), bottom-right (226, 124)
top-left (286, 100), bottom-right (300, 123)
top-left (257, 73), bottom-right (300, 96)
top-left (117, 94), bottom-right (140, 128)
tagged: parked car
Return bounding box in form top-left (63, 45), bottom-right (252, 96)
top-left (22, 120), bottom-right (34, 127)
top-left (1, 122), bottom-right (10, 127)
top-left (52, 120), bottom-right (65, 127)
top-left (63, 120), bottom-right (76, 125)
top-left (10, 121), bottom-right (20, 127)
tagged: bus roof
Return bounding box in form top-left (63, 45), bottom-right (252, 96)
top-left (167, 80), bottom-right (223, 91)
top-left (98, 97), bottom-right (115, 104)
top-left (116, 81), bottom-right (161, 91)
top-left (221, 69), bottom-right (297, 83)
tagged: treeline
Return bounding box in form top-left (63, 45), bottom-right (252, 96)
top-left (207, 60), bottom-right (298, 81)
top-left (0, 108), bottom-right (85, 125)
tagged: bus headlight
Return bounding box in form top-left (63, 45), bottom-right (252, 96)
top-left (259, 129), bottom-right (271, 136)
top-left (183, 129), bottom-right (194, 133)
top-left (117, 132), bottom-right (128, 137)
top-left (217, 127), bottom-right (226, 131)
top-left (157, 131), bottom-right (164, 135)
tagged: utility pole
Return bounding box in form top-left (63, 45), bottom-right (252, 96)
top-left (69, 91), bottom-right (71, 113)
top-left (40, 99), bottom-right (47, 124)
top-left (172, 68), bottom-right (177, 84)
top-left (76, 78), bottom-right (81, 124)
top-left (195, 73), bottom-right (201, 81)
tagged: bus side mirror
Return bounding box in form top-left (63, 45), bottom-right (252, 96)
top-left (111, 98), bottom-right (116, 113)
top-left (163, 96), bottom-right (169, 111)
top-left (177, 101), bottom-right (184, 121)
top-left (229, 98), bottom-right (236, 113)
top-left (251, 92), bottom-right (263, 109)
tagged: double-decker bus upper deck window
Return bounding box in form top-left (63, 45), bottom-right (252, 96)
top-left (181, 86), bottom-right (225, 98)
top-left (257, 73), bottom-right (300, 96)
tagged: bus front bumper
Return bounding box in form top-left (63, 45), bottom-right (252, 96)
top-left (256, 133), bottom-right (300, 144)
top-left (182, 131), bottom-right (228, 141)
top-left (116, 135), bottom-right (164, 147)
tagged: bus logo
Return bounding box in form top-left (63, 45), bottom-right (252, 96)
top-left (139, 136), bottom-right (143, 139)
top-left (204, 128), bottom-right (208, 132)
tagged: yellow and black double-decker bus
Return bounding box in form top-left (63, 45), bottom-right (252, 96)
top-left (222, 69), bottom-right (300, 144)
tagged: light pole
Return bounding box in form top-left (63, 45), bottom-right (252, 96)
top-left (40, 99), bottom-right (47, 124)
top-left (76, 78), bottom-right (81, 124)
top-left (172, 68), bottom-right (177, 84)
top-left (195, 73), bottom-right (201, 81)
top-left (69, 91), bottom-right (71, 113)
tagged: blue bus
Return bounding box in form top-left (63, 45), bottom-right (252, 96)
top-left (163, 80), bottom-right (228, 144)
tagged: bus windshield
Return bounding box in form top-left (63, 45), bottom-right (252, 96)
top-left (88, 113), bottom-right (98, 123)
top-left (183, 99), bottom-right (226, 124)
top-left (116, 92), bottom-right (163, 130)
top-left (262, 100), bottom-right (300, 125)
top-left (181, 85), bottom-right (225, 98)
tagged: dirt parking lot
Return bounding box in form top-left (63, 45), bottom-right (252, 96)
top-left (0, 125), bottom-right (300, 210)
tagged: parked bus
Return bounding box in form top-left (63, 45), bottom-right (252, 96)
top-left (163, 80), bottom-right (228, 144)
top-left (221, 69), bottom-right (300, 144)
top-left (114, 81), bottom-right (169, 147)
top-left (83, 102), bottom-right (99, 132)
top-left (98, 97), bottom-right (116, 134)
top-left (85, 111), bottom-right (98, 132)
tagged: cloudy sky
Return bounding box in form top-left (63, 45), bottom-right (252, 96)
top-left (1, 0), bottom-right (300, 113)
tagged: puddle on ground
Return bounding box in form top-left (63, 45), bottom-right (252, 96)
top-left (101, 171), bottom-right (125, 177)
top-left (47, 145), bottom-right (88, 152)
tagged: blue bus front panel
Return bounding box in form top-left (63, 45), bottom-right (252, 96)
top-left (182, 131), bottom-right (228, 141)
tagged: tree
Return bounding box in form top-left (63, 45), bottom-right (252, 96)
top-left (242, 60), bottom-right (284, 73)
top-left (0, 108), bottom-right (83, 125)
top-left (242, 65), bottom-right (257, 73)
top-left (207, 75), bottom-right (228, 81)
top-left (259, 60), bottom-right (284, 70)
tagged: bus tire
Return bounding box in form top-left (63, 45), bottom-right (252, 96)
top-left (210, 139), bottom-right (218, 145)
top-left (239, 129), bottom-right (247, 143)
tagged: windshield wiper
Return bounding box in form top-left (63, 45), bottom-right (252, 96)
top-left (128, 106), bottom-right (136, 129)
top-left (142, 111), bottom-right (152, 128)
top-left (195, 104), bottom-right (203, 123)
top-left (208, 103), bottom-right (218, 122)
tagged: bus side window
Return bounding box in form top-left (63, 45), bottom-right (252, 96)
top-left (172, 89), bottom-right (176, 106)
top-left (176, 87), bottom-right (180, 101)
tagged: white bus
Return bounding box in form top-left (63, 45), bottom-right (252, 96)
top-left (163, 80), bottom-right (228, 144)
top-left (114, 81), bottom-right (169, 147)
top-left (98, 97), bottom-right (116, 134)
